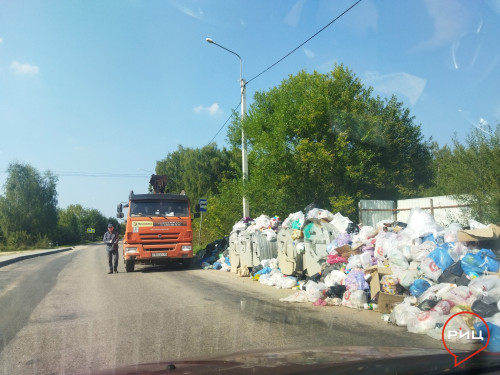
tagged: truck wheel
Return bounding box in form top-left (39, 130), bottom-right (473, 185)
top-left (125, 260), bottom-right (135, 272)
top-left (181, 259), bottom-right (192, 269)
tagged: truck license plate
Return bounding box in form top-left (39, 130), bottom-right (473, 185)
top-left (152, 252), bottom-right (168, 257)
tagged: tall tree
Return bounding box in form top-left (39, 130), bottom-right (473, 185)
top-left (225, 65), bottom-right (433, 222)
top-left (56, 206), bottom-right (80, 244)
top-left (431, 123), bottom-right (500, 223)
top-left (0, 162), bottom-right (58, 245)
top-left (155, 143), bottom-right (236, 201)
top-left (55, 204), bottom-right (113, 244)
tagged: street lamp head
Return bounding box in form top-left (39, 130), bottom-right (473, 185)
top-left (206, 37), bottom-right (214, 44)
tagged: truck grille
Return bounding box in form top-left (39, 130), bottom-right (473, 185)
top-left (139, 233), bottom-right (180, 241)
top-left (144, 244), bottom-right (176, 251)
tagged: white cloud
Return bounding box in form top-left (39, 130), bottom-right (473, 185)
top-left (168, 0), bottom-right (203, 20)
top-left (284, 0), bottom-right (305, 27)
top-left (11, 60), bottom-right (40, 75)
top-left (0, 37), bottom-right (3, 44)
top-left (316, 58), bottom-right (339, 73)
top-left (193, 103), bottom-right (222, 116)
top-left (303, 48), bottom-right (316, 59)
top-left (364, 71), bottom-right (427, 105)
top-left (411, 0), bottom-right (470, 53)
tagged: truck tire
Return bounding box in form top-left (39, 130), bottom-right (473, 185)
top-left (125, 260), bottom-right (135, 272)
top-left (181, 258), bottom-right (192, 269)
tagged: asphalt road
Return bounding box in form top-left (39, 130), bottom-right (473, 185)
top-left (0, 244), bottom-right (476, 374)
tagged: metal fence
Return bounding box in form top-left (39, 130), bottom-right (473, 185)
top-left (358, 196), bottom-right (471, 227)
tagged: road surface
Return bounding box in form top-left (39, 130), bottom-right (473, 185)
top-left (0, 244), bottom-right (473, 374)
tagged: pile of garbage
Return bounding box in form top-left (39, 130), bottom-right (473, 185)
top-left (200, 206), bottom-right (500, 351)
top-left (196, 237), bottom-right (230, 270)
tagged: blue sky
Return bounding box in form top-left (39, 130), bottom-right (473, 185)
top-left (1, 0), bottom-right (499, 221)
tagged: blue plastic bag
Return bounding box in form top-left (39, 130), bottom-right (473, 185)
top-left (421, 233), bottom-right (435, 244)
top-left (461, 249), bottom-right (499, 276)
top-left (409, 279), bottom-right (431, 297)
top-left (255, 266), bottom-right (272, 276)
top-left (428, 246), bottom-right (454, 271)
top-left (474, 321), bottom-right (500, 352)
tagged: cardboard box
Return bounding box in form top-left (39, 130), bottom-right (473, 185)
top-left (364, 266), bottom-right (393, 296)
top-left (378, 293), bottom-right (405, 314)
top-left (364, 266), bottom-right (405, 313)
top-left (458, 224), bottom-right (500, 242)
top-left (335, 244), bottom-right (361, 259)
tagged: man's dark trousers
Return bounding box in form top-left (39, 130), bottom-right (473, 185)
top-left (108, 249), bottom-right (119, 271)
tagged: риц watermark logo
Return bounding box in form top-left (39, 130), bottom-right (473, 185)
top-left (448, 328), bottom-right (484, 341)
top-left (442, 312), bottom-right (490, 366)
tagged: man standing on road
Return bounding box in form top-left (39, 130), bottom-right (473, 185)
top-left (103, 224), bottom-right (119, 274)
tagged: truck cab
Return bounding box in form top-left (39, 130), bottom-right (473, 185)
top-left (118, 190), bottom-right (194, 272)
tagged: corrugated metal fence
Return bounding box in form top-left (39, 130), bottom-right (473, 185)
top-left (359, 196), bottom-right (471, 227)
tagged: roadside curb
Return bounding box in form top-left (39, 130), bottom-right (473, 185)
top-left (0, 247), bottom-right (74, 268)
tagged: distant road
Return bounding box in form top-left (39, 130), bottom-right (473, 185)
top-left (0, 244), bottom-right (470, 374)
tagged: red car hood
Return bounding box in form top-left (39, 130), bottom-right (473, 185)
top-left (91, 346), bottom-right (500, 374)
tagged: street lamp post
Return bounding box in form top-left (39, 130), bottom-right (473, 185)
top-left (206, 37), bottom-right (249, 219)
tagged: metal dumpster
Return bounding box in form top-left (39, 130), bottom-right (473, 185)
top-left (228, 231), bottom-right (240, 270)
top-left (237, 231), bottom-right (253, 268)
top-left (277, 227), bottom-right (304, 276)
top-left (251, 230), bottom-right (278, 266)
top-left (303, 221), bottom-right (336, 276)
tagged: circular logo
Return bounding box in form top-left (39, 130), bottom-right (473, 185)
top-left (441, 312), bottom-right (490, 367)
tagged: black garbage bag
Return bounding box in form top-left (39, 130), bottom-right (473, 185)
top-left (438, 261), bottom-right (469, 286)
top-left (346, 222), bottom-right (359, 234)
top-left (306, 272), bottom-right (322, 283)
top-left (448, 261), bottom-right (464, 276)
top-left (250, 264), bottom-right (263, 276)
top-left (472, 300), bottom-right (500, 317)
top-left (326, 285), bottom-right (347, 299)
top-left (418, 299), bottom-right (438, 311)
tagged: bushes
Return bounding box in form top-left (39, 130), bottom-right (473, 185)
top-left (0, 231), bottom-right (52, 251)
top-left (6, 231), bottom-right (33, 249)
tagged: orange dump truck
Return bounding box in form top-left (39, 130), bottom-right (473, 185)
top-left (117, 176), bottom-right (196, 272)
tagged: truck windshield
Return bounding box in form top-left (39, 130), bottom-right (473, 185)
top-left (130, 200), bottom-right (189, 217)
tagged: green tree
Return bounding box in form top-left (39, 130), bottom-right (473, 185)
top-left (225, 65), bottom-right (433, 223)
top-left (202, 178), bottom-right (243, 240)
top-left (0, 162), bottom-right (58, 247)
top-left (431, 124), bottom-right (500, 223)
top-left (55, 204), bottom-right (112, 244)
top-left (156, 143), bottom-right (237, 202)
top-left (56, 207), bottom-right (80, 244)
top-left (156, 143), bottom-right (238, 245)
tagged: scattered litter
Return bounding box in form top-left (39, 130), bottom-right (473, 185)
top-left (198, 207), bottom-right (500, 351)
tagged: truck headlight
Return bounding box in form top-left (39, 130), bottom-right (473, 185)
top-left (125, 247), bottom-right (138, 253)
top-left (181, 245), bottom-right (192, 251)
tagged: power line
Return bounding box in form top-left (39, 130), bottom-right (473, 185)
top-left (246, 0), bottom-right (363, 85)
top-left (0, 170), bottom-right (149, 178)
top-left (207, 0), bottom-right (363, 144)
top-left (52, 172), bottom-right (150, 178)
top-left (208, 100), bottom-right (241, 145)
